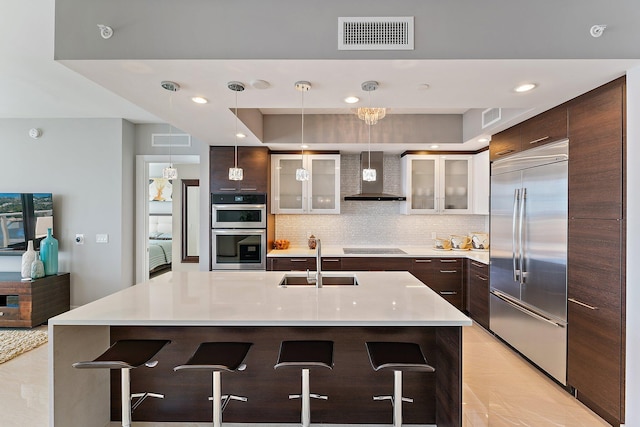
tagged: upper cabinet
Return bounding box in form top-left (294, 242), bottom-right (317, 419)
top-left (490, 105), bottom-right (568, 161)
top-left (270, 154), bottom-right (340, 214)
top-left (472, 150), bottom-right (490, 215)
top-left (401, 154), bottom-right (473, 214)
top-left (210, 146), bottom-right (270, 193)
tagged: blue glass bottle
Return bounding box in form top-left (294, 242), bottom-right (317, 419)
top-left (40, 228), bottom-right (59, 276)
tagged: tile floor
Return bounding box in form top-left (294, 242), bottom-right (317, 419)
top-left (0, 323), bottom-right (611, 427)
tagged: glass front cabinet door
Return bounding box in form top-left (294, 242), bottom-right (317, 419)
top-left (401, 154), bottom-right (473, 214)
top-left (271, 154), bottom-right (340, 214)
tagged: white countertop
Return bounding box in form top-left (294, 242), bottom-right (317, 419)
top-left (269, 245), bottom-right (490, 264)
top-left (50, 271), bottom-right (471, 327)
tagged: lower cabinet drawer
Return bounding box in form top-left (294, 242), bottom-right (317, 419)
top-left (269, 257), bottom-right (315, 271)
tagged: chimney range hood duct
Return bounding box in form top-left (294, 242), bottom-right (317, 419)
top-left (344, 152), bottom-right (407, 201)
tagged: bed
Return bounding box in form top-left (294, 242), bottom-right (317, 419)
top-left (149, 215), bottom-right (172, 277)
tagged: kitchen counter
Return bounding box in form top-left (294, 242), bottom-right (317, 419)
top-left (49, 271), bottom-right (469, 426)
top-left (269, 244), bottom-right (490, 264)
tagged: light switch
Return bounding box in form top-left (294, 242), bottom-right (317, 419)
top-left (96, 234), bottom-right (109, 243)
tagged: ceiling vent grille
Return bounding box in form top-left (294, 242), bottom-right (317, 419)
top-left (338, 17), bottom-right (414, 50)
top-left (482, 108), bottom-right (502, 128)
top-left (152, 133), bottom-right (191, 147)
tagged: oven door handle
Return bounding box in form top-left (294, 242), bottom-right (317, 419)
top-left (212, 204), bottom-right (266, 210)
top-left (212, 229), bottom-right (266, 235)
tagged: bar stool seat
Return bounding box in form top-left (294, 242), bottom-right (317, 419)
top-left (174, 342), bottom-right (252, 427)
top-left (365, 341), bottom-right (435, 427)
top-left (274, 340), bottom-right (334, 427)
top-left (72, 339), bottom-right (171, 427)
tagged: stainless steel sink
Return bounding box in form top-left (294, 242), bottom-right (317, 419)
top-left (279, 273), bottom-right (359, 286)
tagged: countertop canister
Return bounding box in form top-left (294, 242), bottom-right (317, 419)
top-left (40, 228), bottom-right (58, 276)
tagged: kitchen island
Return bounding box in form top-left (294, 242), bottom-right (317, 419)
top-left (49, 271), bottom-right (471, 426)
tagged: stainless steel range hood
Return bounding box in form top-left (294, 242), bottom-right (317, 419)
top-left (343, 152), bottom-right (407, 201)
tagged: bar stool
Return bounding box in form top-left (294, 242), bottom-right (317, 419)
top-left (174, 342), bottom-right (252, 427)
top-left (72, 339), bottom-right (171, 427)
top-left (274, 340), bottom-right (334, 427)
top-left (365, 341), bottom-right (435, 427)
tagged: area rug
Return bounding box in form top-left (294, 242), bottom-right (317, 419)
top-left (0, 328), bottom-right (48, 364)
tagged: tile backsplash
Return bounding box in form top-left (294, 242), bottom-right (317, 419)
top-left (275, 154), bottom-right (488, 246)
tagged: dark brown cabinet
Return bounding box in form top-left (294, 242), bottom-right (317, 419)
top-left (209, 146), bottom-right (270, 193)
top-left (490, 106), bottom-right (567, 161)
top-left (268, 257), bottom-right (315, 271)
top-left (0, 272), bottom-right (70, 327)
top-left (567, 219), bottom-right (624, 426)
top-left (466, 260), bottom-right (489, 329)
top-left (568, 80), bottom-right (624, 220)
top-left (409, 258), bottom-right (464, 310)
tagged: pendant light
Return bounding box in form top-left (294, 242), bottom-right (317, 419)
top-left (228, 81), bottom-right (245, 181)
top-left (294, 81), bottom-right (311, 181)
top-left (360, 81), bottom-right (382, 182)
top-left (161, 80), bottom-right (180, 180)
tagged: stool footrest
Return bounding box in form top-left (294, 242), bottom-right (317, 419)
top-left (208, 394), bottom-right (248, 413)
top-left (130, 392), bottom-right (164, 412)
top-left (373, 395), bottom-right (414, 403)
top-left (289, 393), bottom-right (328, 400)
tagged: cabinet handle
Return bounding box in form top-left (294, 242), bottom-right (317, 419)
top-left (414, 259), bottom-right (432, 263)
top-left (496, 149), bottom-right (515, 156)
top-left (475, 275), bottom-right (488, 281)
top-left (291, 259), bottom-right (308, 262)
top-left (568, 298), bottom-right (598, 310)
top-left (323, 259), bottom-right (340, 262)
top-left (218, 188), bottom-right (237, 191)
top-left (0, 312), bottom-right (4, 316)
top-left (471, 262), bottom-right (485, 268)
top-left (440, 259), bottom-right (457, 263)
top-left (439, 270), bottom-right (458, 273)
top-left (528, 136), bottom-right (549, 145)
top-left (440, 291), bottom-right (458, 295)
top-left (240, 187), bottom-right (257, 191)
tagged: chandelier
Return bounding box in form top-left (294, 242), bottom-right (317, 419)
top-left (357, 107), bottom-right (387, 125)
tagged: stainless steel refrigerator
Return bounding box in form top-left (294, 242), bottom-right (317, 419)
top-left (489, 139), bottom-right (568, 385)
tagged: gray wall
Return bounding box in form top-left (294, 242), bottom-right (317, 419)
top-left (0, 118), bottom-right (134, 306)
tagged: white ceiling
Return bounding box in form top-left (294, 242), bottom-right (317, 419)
top-left (4, 1), bottom-right (640, 154)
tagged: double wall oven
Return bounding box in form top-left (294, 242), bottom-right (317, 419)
top-left (211, 193), bottom-right (267, 270)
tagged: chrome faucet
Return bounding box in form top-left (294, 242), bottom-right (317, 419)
top-left (306, 238), bottom-right (322, 288)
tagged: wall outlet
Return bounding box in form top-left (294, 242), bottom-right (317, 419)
top-left (75, 234), bottom-right (84, 245)
top-left (96, 234), bottom-right (109, 243)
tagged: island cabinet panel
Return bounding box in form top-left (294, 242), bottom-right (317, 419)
top-left (567, 218), bottom-right (624, 426)
top-left (466, 260), bottom-right (490, 329)
top-left (109, 325), bottom-right (463, 425)
top-left (519, 105), bottom-right (568, 149)
top-left (568, 78), bottom-right (624, 220)
top-left (268, 257), bottom-right (315, 271)
top-left (209, 146), bottom-right (270, 193)
top-left (410, 258), bottom-right (464, 310)
top-left (0, 272), bottom-right (70, 328)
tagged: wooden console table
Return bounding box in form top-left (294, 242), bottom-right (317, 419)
top-left (0, 272), bottom-right (70, 327)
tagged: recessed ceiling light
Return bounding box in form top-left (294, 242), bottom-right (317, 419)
top-left (235, 132), bottom-right (246, 139)
top-left (301, 144), bottom-right (309, 149)
top-left (478, 137), bottom-right (489, 143)
top-left (430, 145), bottom-right (439, 149)
top-left (514, 83), bottom-right (537, 93)
top-left (418, 83), bottom-right (431, 90)
top-left (344, 96), bottom-right (359, 104)
top-left (250, 79), bottom-right (271, 89)
top-left (191, 96), bottom-right (208, 104)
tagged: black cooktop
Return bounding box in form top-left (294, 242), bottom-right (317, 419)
top-left (343, 248), bottom-right (407, 255)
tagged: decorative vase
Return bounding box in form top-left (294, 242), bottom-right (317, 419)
top-left (308, 234), bottom-right (317, 250)
top-left (40, 228), bottom-right (59, 276)
top-left (30, 252), bottom-right (45, 279)
top-left (21, 240), bottom-right (37, 279)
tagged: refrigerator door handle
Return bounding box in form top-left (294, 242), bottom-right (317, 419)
top-left (491, 290), bottom-right (565, 328)
top-left (512, 188), bottom-right (521, 282)
top-left (519, 187), bottom-right (528, 283)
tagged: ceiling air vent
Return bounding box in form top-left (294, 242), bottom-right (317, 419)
top-left (152, 133), bottom-right (191, 147)
top-left (482, 108), bottom-right (502, 128)
top-left (338, 17), bottom-right (414, 50)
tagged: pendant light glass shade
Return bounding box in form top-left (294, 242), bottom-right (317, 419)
top-left (161, 80), bottom-right (180, 180)
top-left (357, 107), bottom-right (387, 125)
top-left (228, 81), bottom-right (245, 181)
top-left (362, 167), bottom-right (377, 182)
top-left (295, 81), bottom-right (311, 182)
